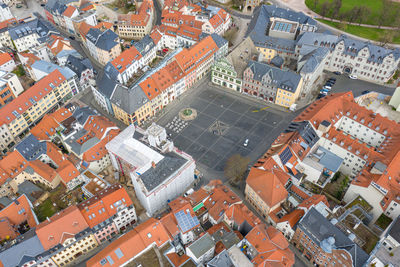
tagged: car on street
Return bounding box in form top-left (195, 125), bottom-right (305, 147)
top-left (349, 74), bottom-right (358, 79)
top-left (325, 81), bottom-right (334, 86)
top-left (317, 93), bottom-right (326, 99)
top-left (323, 85), bottom-right (332, 90)
top-left (41, 3), bottom-right (45, 6)
top-left (328, 77), bottom-right (337, 82)
top-left (69, 36), bottom-right (75, 40)
top-left (361, 90), bottom-right (371, 95)
top-left (162, 48), bottom-right (169, 53)
top-left (333, 71), bottom-right (341, 75)
top-left (243, 139), bottom-right (249, 147)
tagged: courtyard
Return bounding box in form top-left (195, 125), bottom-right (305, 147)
top-left (156, 81), bottom-right (298, 174)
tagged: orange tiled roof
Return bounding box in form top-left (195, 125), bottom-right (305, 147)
top-left (246, 225), bottom-right (294, 267)
top-left (165, 252), bottom-right (190, 267)
top-left (63, 5), bottom-right (77, 17)
top-left (0, 69), bottom-right (66, 124)
top-left (56, 160), bottom-right (80, 184)
top-left (30, 108), bottom-right (72, 140)
top-left (150, 27), bottom-right (163, 45)
top-left (174, 35), bottom-right (218, 74)
top-left (165, 60), bottom-right (185, 82)
top-left (176, 24), bottom-right (202, 41)
top-left (298, 195), bottom-right (329, 210)
top-left (86, 218), bottom-right (170, 267)
top-left (0, 53), bottom-right (13, 66)
top-left (278, 209), bottom-right (305, 227)
top-left (83, 128), bottom-right (119, 163)
top-left (0, 18), bottom-right (17, 31)
top-left (224, 202), bottom-right (261, 228)
top-left (29, 160), bottom-right (59, 182)
top-left (209, 12), bottom-right (224, 29)
top-left (0, 151), bottom-right (29, 184)
top-left (160, 212), bottom-right (179, 238)
top-left (246, 168), bottom-right (289, 208)
top-left (46, 142), bottom-right (64, 165)
top-left (19, 52), bottom-right (40, 67)
top-left (152, 66), bottom-right (174, 91)
top-left (0, 194), bottom-right (38, 240)
top-left (139, 76), bottom-right (161, 100)
top-left (35, 205), bottom-right (89, 250)
top-left (78, 184), bottom-right (133, 228)
top-left (111, 45), bottom-right (142, 74)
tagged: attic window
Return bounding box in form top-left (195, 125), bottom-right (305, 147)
top-left (147, 233), bottom-right (152, 238)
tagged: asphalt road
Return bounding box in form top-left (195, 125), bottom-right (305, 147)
top-left (327, 72), bottom-right (396, 97)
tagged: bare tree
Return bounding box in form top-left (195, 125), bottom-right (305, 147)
top-left (378, 0), bottom-right (392, 28)
top-left (331, 0), bottom-right (342, 19)
top-left (379, 30), bottom-right (395, 46)
top-left (320, 1), bottom-right (330, 18)
top-left (224, 154), bottom-right (250, 184)
top-left (313, 0), bottom-right (319, 9)
top-left (358, 6), bottom-right (371, 25)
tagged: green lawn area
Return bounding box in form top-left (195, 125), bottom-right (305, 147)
top-left (346, 196), bottom-right (372, 212)
top-left (12, 65), bottom-right (25, 77)
top-left (375, 213), bottom-right (393, 230)
top-left (306, 0), bottom-right (400, 26)
top-left (317, 19), bottom-right (400, 44)
top-left (34, 198), bottom-right (60, 222)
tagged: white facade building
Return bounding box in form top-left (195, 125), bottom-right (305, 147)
top-left (106, 123), bottom-right (196, 216)
top-left (0, 2), bottom-right (13, 22)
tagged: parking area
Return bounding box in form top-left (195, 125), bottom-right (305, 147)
top-left (326, 72), bottom-right (395, 97)
top-left (157, 82), bottom-right (297, 172)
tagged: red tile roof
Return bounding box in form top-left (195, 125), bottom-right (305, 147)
top-left (0, 53), bottom-right (13, 66)
top-left (0, 69), bottom-right (66, 124)
top-left (35, 205), bottom-right (89, 250)
top-left (110, 45), bottom-right (142, 74)
top-left (0, 195), bottom-right (38, 240)
top-left (246, 225), bottom-right (294, 267)
top-left (78, 184), bottom-right (133, 228)
top-left (0, 151), bottom-right (28, 184)
top-left (246, 168), bottom-right (289, 208)
top-left (298, 195), bottom-right (329, 210)
top-left (30, 108), bottom-right (72, 140)
top-left (56, 160), bottom-right (80, 184)
top-left (86, 218), bottom-right (170, 267)
top-left (224, 202), bottom-right (261, 228)
top-left (29, 160), bottom-right (60, 182)
top-left (63, 5), bottom-right (77, 17)
top-left (278, 209), bottom-right (305, 227)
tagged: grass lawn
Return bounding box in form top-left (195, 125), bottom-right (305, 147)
top-left (346, 196), bottom-right (372, 212)
top-left (12, 65), bottom-right (25, 77)
top-left (318, 19), bottom-right (400, 44)
top-left (375, 213), bottom-right (393, 230)
top-left (306, 0), bottom-right (400, 26)
top-left (34, 198), bottom-right (60, 222)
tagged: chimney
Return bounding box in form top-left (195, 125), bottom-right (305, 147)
top-left (151, 161), bottom-right (156, 168)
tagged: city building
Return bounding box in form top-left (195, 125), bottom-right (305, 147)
top-left (0, 2), bottom-right (13, 22)
top-left (65, 54), bottom-right (94, 89)
top-left (370, 215), bottom-right (400, 266)
top-left (240, 224), bottom-right (295, 266)
top-left (245, 167), bottom-right (290, 220)
top-left (0, 194), bottom-right (38, 240)
top-left (86, 218), bottom-right (171, 267)
top-left (117, 0), bottom-right (154, 40)
top-left (292, 207), bottom-right (369, 267)
top-left (0, 52), bottom-right (15, 72)
top-left (8, 19), bottom-right (56, 52)
top-left (242, 60), bottom-right (303, 107)
top-left (84, 26), bottom-right (121, 65)
top-left (0, 69), bottom-right (72, 142)
top-left (77, 184), bottom-right (137, 243)
top-left (296, 32), bottom-right (400, 84)
top-left (35, 205), bottom-right (98, 266)
top-left (186, 233), bottom-right (215, 265)
top-left (106, 123), bottom-right (196, 215)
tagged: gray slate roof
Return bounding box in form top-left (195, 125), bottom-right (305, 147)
top-left (15, 134), bottom-right (47, 161)
top-left (187, 233), bottom-right (215, 259)
top-left (207, 250), bottom-right (233, 267)
top-left (211, 33), bottom-right (228, 49)
top-left (87, 28), bottom-right (119, 51)
top-left (387, 216), bottom-right (400, 243)
top-left (72, 106), bottom-right (96, 125)
top-left (96, 72), bottom-right (118, 99)
top-left (298, 208), bottom-right (369, 267)
top-left (9, 19), bottom-right (52, 41)
top-left (0, 230), bottom-right (45, 267)
top-left (66, 55), bottom-right (93, 78)
top-left (17, 180), bottom-right (43, 203)
top-left (285, 121), bottom-right (319, 148)
top-left (299, 47), bottom-right (329, 74)
top-left (110, 85), bottom-right (149, 114)
top-left (139, 153), bottom-right (187, 192)
top-left (246, 60), bottom-right (301, 93)
top-left (133, 35), bottom-right (155, 55)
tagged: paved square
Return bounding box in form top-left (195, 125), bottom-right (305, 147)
top-left (156, 82), bottom-right (297, 172)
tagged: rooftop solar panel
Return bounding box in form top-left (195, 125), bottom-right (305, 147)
top-left (279, 147), bottom-right (293, 165)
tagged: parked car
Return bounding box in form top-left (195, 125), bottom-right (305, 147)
top-left (243, 139), bottom-right (249, 147)
top-left (323, 85), bottom-right (332, 90)
top-left (333, 71), bottom-right (341, 75)
top-left (40, 3), bottom-right (45, 6)
top-left (328, 77), bottom-right (337, 82)
top-left (349, 74), bottom-right (358, 79)
top-left (69, 36), bottom-right (75, 40)
top-left (162, 48), bottom-right (169, 53)
top-left (317, 93), bottom-right (326, 99)
top-left (361, 90), bottom-right (370, 95)
top-left (325, 81), bottom-right (334, 86)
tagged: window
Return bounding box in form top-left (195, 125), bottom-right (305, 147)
top-left (115, 248), bottom-right (124, 259)
top-left (147, 233), bottom-right (152, 238)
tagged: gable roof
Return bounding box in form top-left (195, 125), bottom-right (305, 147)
top-left (246, 167), bottom-right (288, 208)
top-left (35, 205), bottom-right (89, 250)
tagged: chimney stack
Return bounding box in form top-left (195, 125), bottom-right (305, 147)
top-left (151, 161), bottom-right (156, 168)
